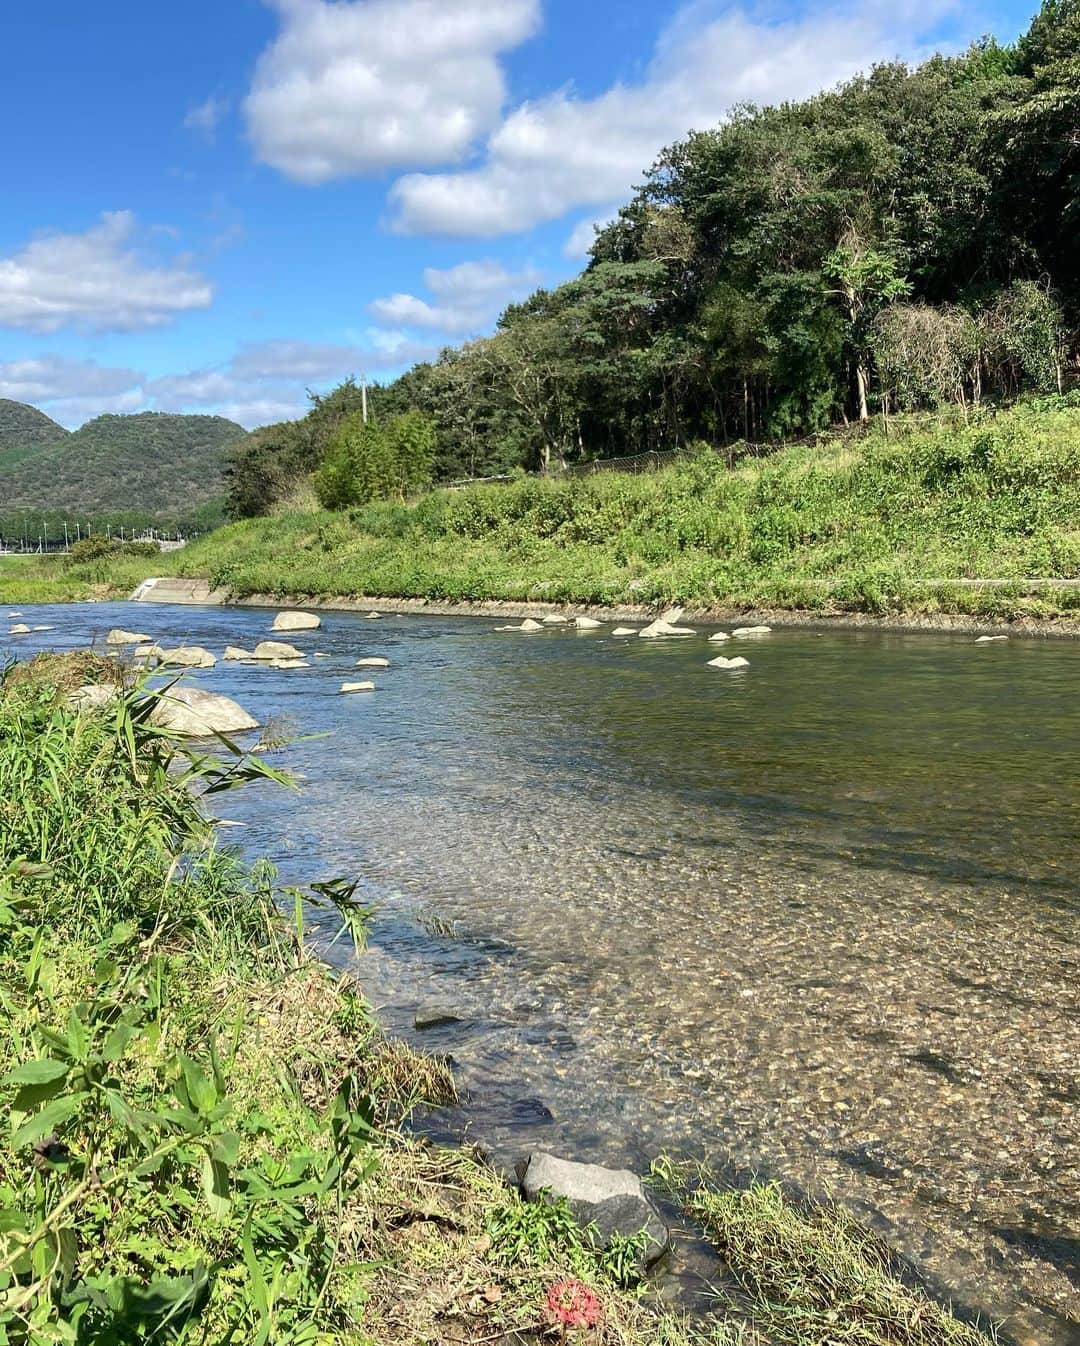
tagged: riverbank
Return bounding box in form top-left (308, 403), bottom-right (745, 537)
top-left (0, 650), bottom-right (1003, 1345)
top-left (5, 398), bottom-right (1080, 626)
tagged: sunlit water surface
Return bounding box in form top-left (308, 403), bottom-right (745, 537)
top-left (5, 602), bottom-right (1078, 1344)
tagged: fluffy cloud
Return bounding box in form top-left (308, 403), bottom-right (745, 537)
top-left (0, 355), bottom-right (143, 407)
top-left (245, 0), bottom-right (540, 183)
top-left (0, 212), bottom-right (213, 334)
top-left (390, 0), bottom-right (958, 236)
top-left (369, 258), bottom-right (540, 333)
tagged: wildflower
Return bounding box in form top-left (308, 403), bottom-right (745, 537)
top-left (546, 1278), bottom-right (602, 1333)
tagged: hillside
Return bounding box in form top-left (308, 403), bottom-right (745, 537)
top-left (130, 398), bottom-right (1080, 622)
top-left (0, 407), bottom-right (247, 535)
top-left (0, 399), bottom-right (68, 470)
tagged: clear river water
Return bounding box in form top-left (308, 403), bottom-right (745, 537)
top-left (4, 601), bottom-right (1078, 1345)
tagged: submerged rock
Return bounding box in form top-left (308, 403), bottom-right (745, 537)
top-left (106, 628), bottom-right (151, 646)
top-left (269, 658), bottom-right (310, 669)
top-left (158, 646), bottom-right (216, 669)
top-left (272, 610), bottom-right (321, 632)
top-left (355, 657), bottom-right (390, 668)
top-left (731, 625), bottom-right (772, 637)
top-left (8, 624), bottom-right (31, 635)
top-left (340, 681), bottom-right (375, 694)
top-left (519, 1153), bottom-right (669, 1268)
top-left (252, 640), bottom-right (304, 661)
top-left (414, 1008), bottom-right (464, 1031)
top-left (150, 687), bottom-right (258, 737)
top-left (975, 635), bottom-right (1009, 643)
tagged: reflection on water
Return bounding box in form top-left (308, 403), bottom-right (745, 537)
top-left (6, 602), bottom-right (1079, 1345)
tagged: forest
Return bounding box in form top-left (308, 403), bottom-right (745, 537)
top-left (227, 0), bottom-right (1079, 519)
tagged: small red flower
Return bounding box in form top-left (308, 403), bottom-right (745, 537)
top-left (546, 1278), bottom-right (602, 1332)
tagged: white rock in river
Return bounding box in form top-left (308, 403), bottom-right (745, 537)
top-left (520, 618), bottom-right (544, 631)
top-left (150, 686), bottom-right (258, 737)
top-left (709, 631), bottom-right (731, 642)
top-left (158, 646), bottom-right (217, 669)
top-left (612, 627), bottom-right (638, 636)
top-left (708, 655), bottom-right (750, 669)
top-left (8, 624), bottom-right (31, 634)
top-left (268, 658), bottom-right (310, 669)
top-left (975, 635), bottom-right (1009, 643)
top-left (542, 613), bottom-right (568, 624)
top-left (272, 610), bottom-right (321, 632)
top-left (133, 644), bottom-right (163, 665)
top-left (639, 617), bottom-right (695, 638)
top-left (340, 681), bottom-right (375, 694)
top-left (223, 646), bottom-right (254, 661)
top-left (32, 626), bottom-right (55, 632)
top-left (106, 628), bottom-right (151, 646)
top-left (7, 611), bottom-right (23, 617)
top-left (252, 640), bottom-right (304, 661)
top-left (574, 616), bottom-right (603, 629)
top-left (355, 657), bottom-right (390, 668)
top-left (366, 611), bottom-right (382, 620)
top-left (731, 625), bottom-right (771, 637)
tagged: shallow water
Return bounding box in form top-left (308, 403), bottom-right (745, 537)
top-left (5, 602), bottom-right (1078, 1344)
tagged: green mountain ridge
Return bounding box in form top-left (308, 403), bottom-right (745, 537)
top-left (0, 403), bottom-right (249, 537)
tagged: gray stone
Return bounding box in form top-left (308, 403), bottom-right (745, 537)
top-left (223, 645), bottom-right (254, 661)
top-left (708, 631), bottom-right (731, 642)
top-left (520, 1153), bottom-right (669, 1268)
top-left (574, 616), bottom-right (603, 629)
top-left (340, 680), bottom-right (375, 693)
top-left (149, 687), bottom-right (258, 737)
top-left (355, 657), bottom-right (390, 668)
top-left (975, 635), bottom-right (1009, 643)
top-left (106, 628), bottom-right (151, 646)
top-left (612, 627), bottom-right (638, 636)
top-left (272, 610), bottom-right (321, 632)
top-left (708, 655), bottom-right (750, 669)
top-left (731, 625), bottom-right (771, 637)
top-left (541, 613), bottom-right (568, 624)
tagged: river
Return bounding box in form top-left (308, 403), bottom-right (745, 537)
top-left (4, 601), bottom-right (1078, 1344)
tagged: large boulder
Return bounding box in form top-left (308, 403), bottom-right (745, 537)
top-left (574, 616), bottom-right (603, 630)
top-left (252, 640), bottom-right (304, 661)
top-left (106, 628), bottom-right (151, 646)
top-left (272, 610), bottom-right (321, 632)
top-left (520, 1153), bottom-right (669, 1269)
top-left (158, 646), bottom-right (216, 669)
top-left (150, 687), bottom-right (258, 737)
top-left (67, 684), bottom-right (120, 713)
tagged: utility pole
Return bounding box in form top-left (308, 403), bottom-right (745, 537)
top-left (361, 375), bottom-right (368, 425)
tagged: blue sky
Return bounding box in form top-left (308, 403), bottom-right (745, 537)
top-left (0, 0), bottom-right (1038, 429)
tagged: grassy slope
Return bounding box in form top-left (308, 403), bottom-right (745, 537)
top-left (4, 399), bottom-right (1080, 619)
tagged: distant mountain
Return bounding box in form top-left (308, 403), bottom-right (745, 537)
top-left (0, 400), bottom-right (69, 469)
top-left (0, 405), bottom-right (248, 536)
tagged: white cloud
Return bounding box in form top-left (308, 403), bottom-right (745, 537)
top-left (184, 94), bottom-right (228, 137)
top-left (245, 0), bottom-right (540, 183)
top-left (0, 355), bottom-right (143, 406)
top-left (369, 258), bottom-right (540, 333)
top-left (389, 0), bottom-right (960, 236)
top-left (0, 212), bottom-right (213, 334)
top-left (563, 210), bottom-right (620, 260)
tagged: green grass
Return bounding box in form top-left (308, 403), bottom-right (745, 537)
top-left (688, 1181), bottom-right (994, 1346)
top-left (5, 398), bottom-right (1080, 621)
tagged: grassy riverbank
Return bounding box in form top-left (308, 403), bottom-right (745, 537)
top-left (0, 654), bottom-right (998, 1344)
top-left (6, 398), bottom-right (1080, 621)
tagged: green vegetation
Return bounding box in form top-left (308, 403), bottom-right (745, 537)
top-left (687, 1180), bottom-right (993, 1346)
top-left (0, 655), bottom-right (723, 1345)
top-left (0, 410), bottom-right (248, 542)
top-left (228, 0), bottom-right (1080, 512)
top-left (314, 410), bottom-right (437, 509)
top-left (76, 398), bottom-right (1076, 621)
